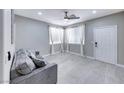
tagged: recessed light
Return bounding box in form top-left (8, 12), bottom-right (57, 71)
top-left (38, 12), bottom-right (42, 15)
top-left (92, 10), bottom-right (97, 14)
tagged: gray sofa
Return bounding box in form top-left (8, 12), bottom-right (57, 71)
top-left (10, 63), bottom-right (57, 84)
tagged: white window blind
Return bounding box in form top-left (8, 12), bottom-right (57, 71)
top-left (49, 26), bottom-right (64, 44)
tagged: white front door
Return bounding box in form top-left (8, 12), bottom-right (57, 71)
top-left (93, 25), bottom-right (117, 64)
top-left (0, 10), bottom-right (15, 83)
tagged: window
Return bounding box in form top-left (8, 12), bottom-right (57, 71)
top-left (49, 26), bottom-right (64, 44)
top-left (66, 25), bottom-right (85, 44)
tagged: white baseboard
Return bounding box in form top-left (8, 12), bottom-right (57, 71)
top-left (67, 51), bottom-right (95, 59)
top-left (85, 56), bottom-right (124, 69)
top-left (116, 64), bottom-right (124, 68)
top-left (85, 56), bottom-right (95, 60)
top-left (42, 54), bottom-right (51, 57)
top-left (52, 51), bottom-right (61, 54)
top-left (43, 51), bottom-right (63, 57)
top-left (68, 51), bottom-right (84, 57)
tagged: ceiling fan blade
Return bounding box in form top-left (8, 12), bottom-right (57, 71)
top-left (64, 11), bottom-right (80, 20)
top-left (69, 17), bottom-right (80, 19)
top-left (74, 17), bottom-right (80, 19)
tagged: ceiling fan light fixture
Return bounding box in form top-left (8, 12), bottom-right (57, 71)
top-left (64, 18), bottom-right (68, 21)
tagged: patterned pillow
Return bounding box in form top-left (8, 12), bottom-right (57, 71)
top-left (16, 63), bottom-right (32, 75)
top-left (15, 49), bottom-right (36, 75)
top-left (26, 50), bottom-right (36, 58)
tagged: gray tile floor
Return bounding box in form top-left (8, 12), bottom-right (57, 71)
top-left (45, 53), bottom-right (124, 84)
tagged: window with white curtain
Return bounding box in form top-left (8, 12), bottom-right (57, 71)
top-left (66, 25), bottom-right (85, 44)
top-left (49, 26), bottom-right (64, 44)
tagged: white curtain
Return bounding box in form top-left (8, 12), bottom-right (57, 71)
top-left (49, 26), bottom-right (64, 54)
top-left (49, 26), bottom-right (64, 44)
top-left (65, 24), bottom-right (85, 55)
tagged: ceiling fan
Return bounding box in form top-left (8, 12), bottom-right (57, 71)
top-left (64, 11), bottom-right (80, 20)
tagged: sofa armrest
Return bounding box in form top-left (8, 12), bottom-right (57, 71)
top-left (10, 63), bottom-right (57, 84)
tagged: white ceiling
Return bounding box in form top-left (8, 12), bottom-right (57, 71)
top-left (14, 9), bottom-right (124, 26)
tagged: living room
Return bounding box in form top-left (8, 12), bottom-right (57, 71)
top-left (1, 9), bottom-right (124, 84)
top-left (1, 0), bottom-right (124, 93)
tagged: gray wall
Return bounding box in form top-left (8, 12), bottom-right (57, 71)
top-left (84, 12), bottom-right (124, 65)
top-left (15, 15), bottom-right (50, 55)
top-left (69, 44), bottom-right (81, 54)
top-left (15, 15), bottom-right (62, 55)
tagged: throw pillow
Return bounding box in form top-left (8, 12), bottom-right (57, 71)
top-left (16, 63), bottom-right (32, 75)
top-left (30, 56), bottom-right (46, 68)
top-left (15, 49), bottom-right (36, 75)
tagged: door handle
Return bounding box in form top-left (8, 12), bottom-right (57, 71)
top-left (95, 42), bottom-right (98, 47)
top-left (8, 51), bottom-right (11, 61)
